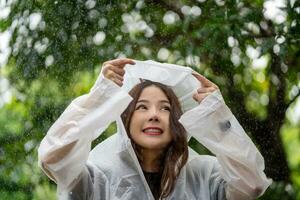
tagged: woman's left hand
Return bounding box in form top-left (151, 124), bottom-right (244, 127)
top-left (192, 72), bottom-right (219, 104)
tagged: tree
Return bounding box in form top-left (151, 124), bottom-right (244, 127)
top-left (1, 0), bottom-right (299, 199)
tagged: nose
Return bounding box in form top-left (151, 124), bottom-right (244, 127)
top-left (148, 107), bottom-right (159, 122)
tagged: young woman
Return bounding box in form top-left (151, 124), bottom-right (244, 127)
top-left (38, 58), bottom-right (271, 200)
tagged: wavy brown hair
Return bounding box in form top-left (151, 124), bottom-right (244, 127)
top-left (121, 80), bottom-right (188, 199)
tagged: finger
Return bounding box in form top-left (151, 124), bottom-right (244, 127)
top-left (113, 73), bottom-right (124, 82)
top-left (193, 92), bottom-right (210, 103)
top-left (192, 72), bottom-right (218, 88)
top-left (197, 87), bottom-right (217, 94)
top-left (103, 68), bottom-right (124, 82)
top-left (111, 77), bottom-right (123, 86)
top-left (104, 58), bottom-right (135, 68)
top-left (103, 69), bottom-right (115, 79)
top-left (109, 65), bottom-right (125, 76)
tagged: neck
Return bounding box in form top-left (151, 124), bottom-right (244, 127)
top-left (141, 148), bottom-right (164, 173)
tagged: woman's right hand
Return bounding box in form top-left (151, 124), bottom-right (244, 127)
top-left (101, 58), bottom-right (135, 86)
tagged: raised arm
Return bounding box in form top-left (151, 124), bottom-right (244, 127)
top-left (179, 72), bottom-right (271, 200)
top-left (38, 58), bottom-right (134, 192)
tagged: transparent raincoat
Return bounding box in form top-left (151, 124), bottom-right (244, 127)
top-left (38, 60), bottom-right (271, 200)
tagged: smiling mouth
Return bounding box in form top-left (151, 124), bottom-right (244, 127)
top-left (142, 128), bottom-right (163, 135)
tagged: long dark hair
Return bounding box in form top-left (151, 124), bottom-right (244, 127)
top-left (121, 80), bottom-right (188, 199)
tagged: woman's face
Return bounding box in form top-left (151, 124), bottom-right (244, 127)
top-left (129, 85), bottom-right (172, 150)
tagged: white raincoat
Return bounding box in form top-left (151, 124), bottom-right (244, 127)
top-left (38, 60), bottom-right (271, 200)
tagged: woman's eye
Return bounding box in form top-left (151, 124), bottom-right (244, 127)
top-left (136, 105), bottom-right (147, 110)
top-left (161, 106), bottom-right (171, 111)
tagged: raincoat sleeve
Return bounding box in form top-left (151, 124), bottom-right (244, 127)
top-left (179, 90), bottom-right (271, 200)
top-left (37, 73), bottom-right (133, 193)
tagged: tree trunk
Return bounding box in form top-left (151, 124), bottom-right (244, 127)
top-left (253, 123), bottom-right (290, 182)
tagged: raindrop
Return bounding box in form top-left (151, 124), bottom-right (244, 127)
top-left (45, 55), bottom-right (54, 67)
top-left (24, 140), bottom-right (35, 152)
top-left (72, 21), bottom-right (80, 30)
top-left (121, 24), bottom-right (129, 33)
top-left (29, 12), bottom-right (42, 30)
top-left (23, 10), bottom-right (30, 17)
top-left (191, 6), bottom-right (202, 16)
top-left (141, 47), bottom-right (151, 56)
top-left (271, 74), bottom-right (280, 85)
top-left (86, 36), bottom-right (93, 45)
top-left (232, 47), bottom-right (241, 55)
top-left (137, 20), bottom-right (147, 30)
top-left (233, 74), bottom-right (242, 84)
top-left (93, 31), bottom-right (106, 45)
top-left (98, 18), bottom-right (107, 28)
top-left (263, 1), bottom-right (287, 24)
top-left (136, 0), bottom-right (144, 9)
top-left (39, 21), bottom-right (46, 30)
top-left (88, 9), bottom-right (99, 20)
top-left (215, 0), bottom-right (225, 6)
top-left (0, 6), bottom-right (10, 19)
top-left (290, 0), bottom-right (296, 7)
top-left (157, 48), bottom-right (170, 61)
top-left (250, 90), bottom-right (259, 99)
top-left (260, 94), bottom-right (269, 106)
top-left (280, 63), bottom-right (288, 73)
top-left (275, 35), bottom-right (285, 44)
top-left (259, 21), bottom-right (268, 30)
top-left (246, 22), bottom-right (260, 35)
top-left (34, 40), bottom-right (47, 54)
top-left (230, 53), bottom-right (241, 66)
top-left (273, 44), bottom-right (280, 54)
top-left (71, 34), bottom-right (77, 41)
top-left (256, 72), bottom-right (265, 83)
top-left (254, 38), bottom-right (263, 45)
top-left (186, 55), bottom-right (200, 66)
top-left (26, 37), bottom-right (33, 48)
top-left (85, 0), bottom-right (96, 9)
top-left (252, 55), bottom-right (268, 69)
top-left (122, 13), bottom-right (132, 23)
top-left (144, 27), bottom-right (154, 38)
top-left (181, 5), bottom-right (191, 15)
top-left (244, 70), bottom-right (252, 85)
top-left (289, 85), bottom-right (299, 99)
top-left (275, 14), bottom-right (287, 24)
top-left (227, 36), bottom-right (235, 47)
top-left (163, 11), bottom-right (179, 25)
top-left (18, 25), bottom-right (28, 36)
top-left (115, 35), bottom-right (122, 42)
top-left (246, 45), bottom-right (260, 59)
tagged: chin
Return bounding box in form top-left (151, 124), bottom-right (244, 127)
top-left (139, 140), bottom-right (170, 150)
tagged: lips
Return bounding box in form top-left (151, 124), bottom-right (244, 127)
top-left (142, 127), bottom-right (163, 135)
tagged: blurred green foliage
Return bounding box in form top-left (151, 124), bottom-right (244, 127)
top-left (0, 0), bottom-right (299, 199)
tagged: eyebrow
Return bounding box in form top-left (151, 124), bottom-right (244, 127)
top-left (137, 99), bottom-right (170, 104)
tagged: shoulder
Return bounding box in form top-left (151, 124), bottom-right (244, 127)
top-left (87, 133), bottom-right (138, 180)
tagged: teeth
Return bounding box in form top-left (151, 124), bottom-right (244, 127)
top-left (144, 129), bottom-right (161, 133)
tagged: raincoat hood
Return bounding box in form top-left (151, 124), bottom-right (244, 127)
top-left (122, 60), bottom-right (200, 112)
